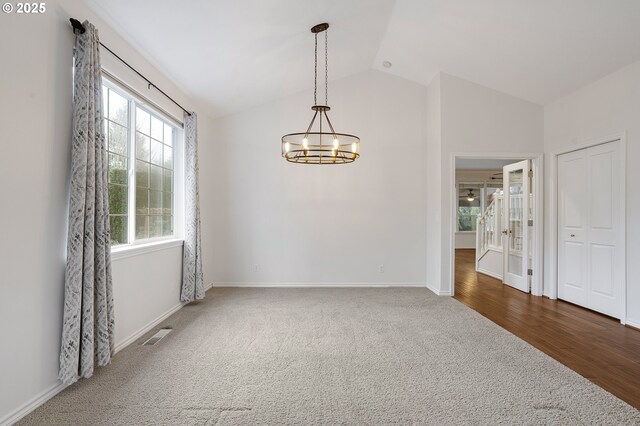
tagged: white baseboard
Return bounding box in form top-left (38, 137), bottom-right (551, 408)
top-left (0, 381), bottom-right (67, 426)
top-left (114, 283), bottom-right (214, 353)
top-left (426, 283), bottom-right (453, 296)
top-left (114, 301), bottom-right (185, 353)
top-left (2, 290), bottom-right (206, 426)
top-left (476, 268), bottom-right (503, 281)
top-left (211, 282), bottom-right (426, 288)
top-left (626, 319), bottom-right (640, 330)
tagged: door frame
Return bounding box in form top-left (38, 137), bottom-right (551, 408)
top-left (449, 152), bottom-right (544, 296)
top-left (549, 133), bottom-right (627, 324)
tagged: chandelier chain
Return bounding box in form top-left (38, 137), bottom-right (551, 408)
top-left (314, 33), bottom-right (318, 105)
top-left (325, 29), bottom-right (328, 105)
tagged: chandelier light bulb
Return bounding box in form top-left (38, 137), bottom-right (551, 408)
top-left (333, 138), bottom-right (339, 149)
top-left (284, 141), bottom-right (290, 153)
top-left (302, 137), bottom-right (309, 150)
top-left (351, 142), bottom-right (358, 153)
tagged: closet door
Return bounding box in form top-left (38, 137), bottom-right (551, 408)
top-left (557, 140), bottom-right (624, 319)
top-left (586, 142), bottom-right (623, 318)
top-left (558, 150), bottom-right (588, 307)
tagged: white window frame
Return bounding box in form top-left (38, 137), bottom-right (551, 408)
top-left (102, 75), bottom-right (185, 258)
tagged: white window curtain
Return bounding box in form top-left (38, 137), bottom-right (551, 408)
top-left (181, 111), bottom-right (205, 302)
top-left (59, 20), bottom-right (115, 386)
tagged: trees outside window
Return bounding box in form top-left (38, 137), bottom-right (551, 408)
top-left (103, 80), bottom-right (179, 247)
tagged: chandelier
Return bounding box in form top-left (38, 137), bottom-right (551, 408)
top-left (281, 23), bottom-right (360, 164)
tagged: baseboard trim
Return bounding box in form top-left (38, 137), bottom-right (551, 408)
top-left (476, 268), bottom-right (503, 281)
top-left (212, 282), bottom-right (427, 288)
top-left (1, 286), bottom-right (215, 426)
top-left (114, 302), bottom-right (185, 353)
top-left (0, 381), bottom-right (67, 426)
top-left (114, 283), bottom-right (214, 353)
top-left (426, 283), bottom-right (453, 296)
top-left (626, 319), bottom-right (640, 331)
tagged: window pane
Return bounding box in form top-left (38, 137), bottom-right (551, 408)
top-left (163, 169), bottom-right (173, 192)
top-left (136, 132), bottom-right (150, 162)
top-left (149, 190), bottom-right (162, 214)
top-left (136, 188), bottom-right (149, 214)
top-left (135, 215), bottom-right (148, 240)
top-left (149, 215), bottom-right (163, 238)
top-left (108, 183), bottom-right (128, 215)
top-left (150, 165), bottom-right (162, 190)
top-left (102, 86), bottom-right (108, 116)
top-left (151, 116), bottom-right (163, 141)
top-left (108, 121), bottom-right (128, 156)
top-left (108, 154), bottom-right (127, 185)
top-left (150, 139), bottom-right (163, 166)
top-left (108, 89), bottom-right (128, 126)
top-left (162, 191), bottom-right (172, 215)
top-left (164, 124), bottom-right (173, 146)
top-left (162, 215), bottom-right (172, 236)
top-left (110, 215), bottom-right (128, 245)
top-left (163, 146), bottom-right (173, 169)
top-left (136, 160), bottom-right (149, 188)
top-left (136, 107), bottom-right (150, 135)
top-left (457, 207), bottom-right (482, 231)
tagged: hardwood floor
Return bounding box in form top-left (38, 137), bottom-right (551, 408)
top-left (454, 249), bottom-right (640, 410)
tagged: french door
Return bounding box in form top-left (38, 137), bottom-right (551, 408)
top-left (502, 160), bottom-right (531, 293)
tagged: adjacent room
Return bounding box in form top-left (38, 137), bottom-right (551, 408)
top-left (1, 0), bottom-right (640, 424)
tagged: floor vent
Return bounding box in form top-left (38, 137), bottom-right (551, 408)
top-left (142, 328), bottom-right (172, 346)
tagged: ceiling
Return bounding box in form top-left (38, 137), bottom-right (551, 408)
top-left (87, 0), bottom-right (640, 118)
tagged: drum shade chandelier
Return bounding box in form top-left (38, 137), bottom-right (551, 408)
top-left (281, 23), bottom-right (360, 164)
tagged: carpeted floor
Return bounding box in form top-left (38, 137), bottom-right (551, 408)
top-left (20, 288), bottom-right (640, 425)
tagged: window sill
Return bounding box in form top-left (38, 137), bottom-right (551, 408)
top-left (456, 231), bottom-right (476, 234)
top-left (111, 239), bottom-right (184, 261)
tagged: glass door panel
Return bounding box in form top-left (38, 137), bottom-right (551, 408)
top-left (502, 160), bottom-right (530, 293)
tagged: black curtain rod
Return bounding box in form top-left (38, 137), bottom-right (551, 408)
top-left (69, 18), bottom-right (192, 117)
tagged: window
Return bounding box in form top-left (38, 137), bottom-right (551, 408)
top-left (457, 186), bottom-right (482, 231)
top-left (102, 78), bottom-right (181, 247)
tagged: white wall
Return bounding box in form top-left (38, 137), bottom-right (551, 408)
top-left (454, 233), bottom-right (476, 249)
top-left (544, 59), bottom-right (640, 327)
top-left (0, 2), bottom-right (214, 423)
top-left (207, 70), bottom-right (427, 286)
top-left (426, 75), bottom-right (443, 293)
top-left (428, 73), bottom-right (544, 294)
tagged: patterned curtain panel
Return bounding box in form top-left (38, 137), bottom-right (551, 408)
top-left (181, 111), bottom-right (205, 302)
top-left (59, 20), bottom-right (115, 386)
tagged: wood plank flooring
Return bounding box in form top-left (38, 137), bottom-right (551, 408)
top-left (454, 249), bottom-right (640, 409)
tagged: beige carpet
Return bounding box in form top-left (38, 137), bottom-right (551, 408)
top-left (20, 288), bottom-right (639, 425)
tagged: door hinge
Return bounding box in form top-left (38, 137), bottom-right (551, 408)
top-left (527, 269), bottom-right (533, 276)
top-left (528, 169), bottom-right (533, 178)
top-left (528, 219), bottom-right (533, 226)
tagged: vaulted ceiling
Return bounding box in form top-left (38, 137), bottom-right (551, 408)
top-left (87, 0), bottom-right (640, 119)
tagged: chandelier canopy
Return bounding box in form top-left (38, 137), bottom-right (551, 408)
top-left (281, 23), bottom-right (360, 164)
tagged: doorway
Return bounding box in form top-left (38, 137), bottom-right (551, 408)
top-left (450, 153), bottom-right (544, 297)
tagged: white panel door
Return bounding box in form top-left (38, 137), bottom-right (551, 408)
top-left (557, 140), bottom-right (624, 319)
top-left (502, 160), bottom-right (530, 293)
top-left (557, 150), bottom-right (588, 306)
